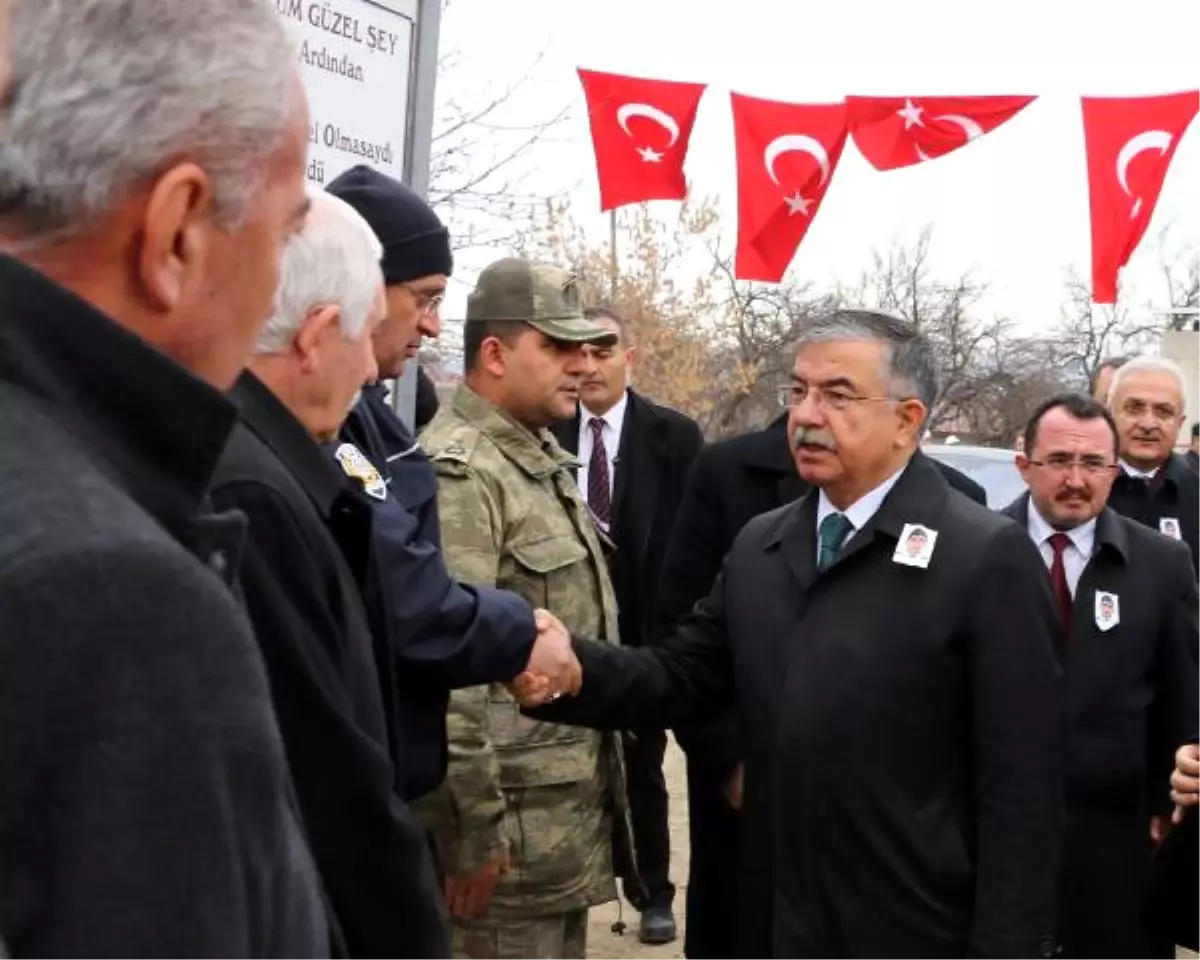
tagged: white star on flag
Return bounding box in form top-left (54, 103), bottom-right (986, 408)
top-left (784, 191), bottom-right (812, 216)
top-left (896, 99), bottom-right (924, 129)
top-left (637, 146), bottom-right (664, 163)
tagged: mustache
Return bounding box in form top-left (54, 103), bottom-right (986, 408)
top-left (793, 426), bottom-right (838, 451)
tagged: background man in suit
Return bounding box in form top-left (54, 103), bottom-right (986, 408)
top-left (1004, 393), bottom-right (1197, 958)
top-left (528, 309), bottom-right (1064, 958)
top-left (1104, 356), bottom-right (1198, 572)
top-left (654, 406), bottom-right (985, 958)
top-left (551, 305), bottom-right (703, 944)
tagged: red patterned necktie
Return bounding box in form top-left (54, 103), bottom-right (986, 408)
top-left (587, 417), bottom-right (612, 529)
top-left (1048, 532), bottom-right (1073, 637)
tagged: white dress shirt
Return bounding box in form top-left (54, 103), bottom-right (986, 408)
top-left (1119, 460), bottom-right (1159, 480)
top-left (814, 464), bottom-right (906, 561)
top-left (577, 390), bottom-right (628, 517)
top-left (1026, 502), bottom-right (1096, 598)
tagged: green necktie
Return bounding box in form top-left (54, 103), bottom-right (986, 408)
top-left (818, 512), bottom-right (853, 570)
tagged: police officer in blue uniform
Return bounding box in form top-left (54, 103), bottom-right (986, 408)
top-left (326, 166), bottom-right (578, 803)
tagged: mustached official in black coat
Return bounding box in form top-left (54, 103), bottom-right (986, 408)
top-left (652, 412), bottom-right (986, 957)
top-left (527, 311), bottom-right (1063, 958)
top-left (1003, 393), bottom-right (1197, 958)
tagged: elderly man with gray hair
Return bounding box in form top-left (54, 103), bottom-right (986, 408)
top-left (0, 0), bottom-right (324, 955)
top-left (1105, 355), bottom-right (1199, 574)
top-left (522, 309), bottom-right (1066, 958)
top-left (208, 187), bottom-right (451, 957)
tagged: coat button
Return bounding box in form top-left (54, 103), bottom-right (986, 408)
top-left (207, 550), bottom-right (228, 575)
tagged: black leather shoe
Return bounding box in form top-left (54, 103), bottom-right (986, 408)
top-left (638, 905), bottom-right (677, 945)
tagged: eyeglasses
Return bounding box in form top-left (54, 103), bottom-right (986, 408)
top-left (777, 383), bottom-right (910, 413)
top-left (1026, 455), bottom-right (1118, 476)
top-left (1119, 399), bottom-right (1179, 422)
top-left (400, 283), bottom-right (445, 316)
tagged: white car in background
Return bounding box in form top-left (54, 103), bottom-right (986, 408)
top-left (923, 444), bottom-right (1027, 509)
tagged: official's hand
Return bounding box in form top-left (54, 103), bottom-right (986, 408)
top-left (444, 851), bottom-right (510, 919)
top-left (1170, 742), bottom-right (1199, 822)
top-left (1150, 814), bottom-right (1172, 844)
top-left (723, 763), bottom-right (745, 811)
top-left (507, 671), bottom-right (554, 707)
top-left (524, 609), bottom-right (582, 696)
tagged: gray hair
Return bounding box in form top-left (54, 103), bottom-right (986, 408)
top-left (0, 0), bottom-right (298, 243)
top-left (1107, 355), bottom-right (1188, 413)
top-left (794, 309), bottom-right (940, 412)
top-left (256, 188), bottom-right (384, 355)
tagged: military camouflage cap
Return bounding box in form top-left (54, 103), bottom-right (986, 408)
top-left (465, 258), bottom-right (618, 344)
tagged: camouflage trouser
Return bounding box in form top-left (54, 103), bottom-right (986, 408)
top-left (450, 909), bottom-right (588, 959)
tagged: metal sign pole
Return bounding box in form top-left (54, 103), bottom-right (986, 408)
top-left (390, 0), bottom-right (441, 425)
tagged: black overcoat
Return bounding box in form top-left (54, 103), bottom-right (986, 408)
top-left (537, 452), bottom-right (1063, 958)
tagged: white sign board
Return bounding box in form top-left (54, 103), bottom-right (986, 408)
top-left (273, 0), bottom-right (418, 187)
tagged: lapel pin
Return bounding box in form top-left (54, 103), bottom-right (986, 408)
top-left (1159, 517), bottom-right (1182, 541)
top-left (1094, 591), bottom-right (1120, 631)
top-left (893, 523), bottom-right (938, 569)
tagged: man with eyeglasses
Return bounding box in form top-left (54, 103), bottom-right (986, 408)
top-left (322, 166), bottom-right (582, 812)
top-left (1004, 393), bottom-right (1197, 958)
top-left (1104, 356), bottom-right (1198, 573)
top-left (521, 309), bottom-right (1065, 958)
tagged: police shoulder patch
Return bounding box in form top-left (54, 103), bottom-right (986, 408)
top-left (334, 442), bottom-right (387, 501)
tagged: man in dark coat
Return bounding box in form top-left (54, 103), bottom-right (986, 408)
top-left (653, 411), bottom-right (986, 957)
top-left (1004, 393), bottom-right (1197, 958)
top-left (1147, 744), bottom-right (1199, 951)
top-left (326, 166), bottom-right (576, 806)
top-left (0, 1), bottom-right (326, 953)
top-left (523, 310), bottom-right (1064, 958)
top-left (209, 191), bottom-right (453, 957)
top-left (1104, 356), bottom-right (1198, 574)
top-left (551, 306), bottom-right (705, 943)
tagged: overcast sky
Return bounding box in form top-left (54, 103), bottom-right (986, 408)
top-left (434, 0), bottom-right (1200, 335)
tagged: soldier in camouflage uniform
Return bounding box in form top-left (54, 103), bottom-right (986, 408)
top-left (417, 257), bottom-right (640, 959)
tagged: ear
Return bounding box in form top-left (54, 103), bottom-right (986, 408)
top-left (479, 335), bottom-right (511, 378)
top-left (624, 345), bottom-right (637, 369)
top-left (295, 304), bottom-right (342, 374)
top-left (137, 162), bottom-right (217, 313)
top-left (894, 398), bottom-right (927, 447)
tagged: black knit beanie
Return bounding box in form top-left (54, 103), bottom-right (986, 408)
top-left (326, 165), bottom-right (453, 285)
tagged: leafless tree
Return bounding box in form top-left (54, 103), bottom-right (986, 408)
top-left (1050, 266), bottom-right (1163, 386)
top-left (427, 2), bottom-right (574, 252)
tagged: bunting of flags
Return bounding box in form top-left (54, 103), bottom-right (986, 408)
top-left (577, 68), bottom-right (1199, 302)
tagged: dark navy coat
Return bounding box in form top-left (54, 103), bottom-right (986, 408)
top-left (338, 382), bottom-right (536, 801)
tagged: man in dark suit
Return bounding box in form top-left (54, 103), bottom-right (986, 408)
top-left (525, 309), bottom-right (1064, 958)
top-left (551, 305), bottom-right (704, 944)
top-left (1003, 392), bottom-right (1197, 957)
top-left (653, 411), bottom-right (986, 958)
top-left (1104, 356), bottom-right (1198, 572)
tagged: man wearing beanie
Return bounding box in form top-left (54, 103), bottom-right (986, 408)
top-left (324, 165), bottom-right (581, 806)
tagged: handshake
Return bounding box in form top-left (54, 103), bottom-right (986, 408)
top-left (508, 609), bottom-right (581, 708)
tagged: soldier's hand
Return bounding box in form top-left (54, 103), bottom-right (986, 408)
top-left (1170, 742), bottom-right (1199, 821)
top-left (524, 609), bottom-right (582, 697)
top-left (723, 762), bottom-right (745, 811)
top-left (444, 851), bottom-right (511, 919)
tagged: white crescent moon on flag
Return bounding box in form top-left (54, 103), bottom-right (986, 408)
top-left (1116, 129), bottom-right (1172, 195)
top-left (616, 102), bottom-right (680, 147)
top-left (933, 114), bottom-right (984, 141)
top-left (763, 134), bottom-right (831, 187)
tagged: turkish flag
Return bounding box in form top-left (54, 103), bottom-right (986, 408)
top-left (1082, 91), bottom-right (1199, 303)
top-left (846, 95), bottom-right (1035, 170)
top-left (577, 68), bottom-right (707, 212)
top-left (732, 93), bottom-right (848, 283)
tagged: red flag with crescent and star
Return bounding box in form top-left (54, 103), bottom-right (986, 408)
top-left (577, 68), bottom-right (707, 212)
top-left (1081, 91), bottom-right (1198, 303)
top-left (846, 95), bottom-right (1035, 171)
top-left (732, 93), bottom-right (848, 283)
